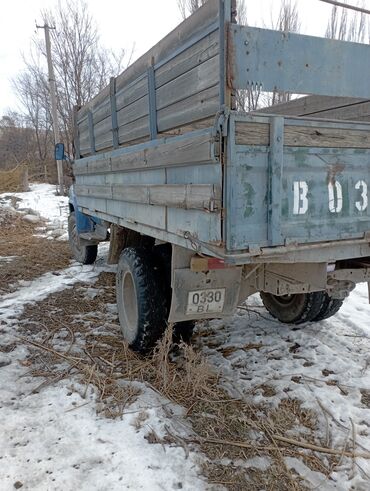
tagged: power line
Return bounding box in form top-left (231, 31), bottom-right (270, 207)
top-left (318, 0), bottom-right (370, 15)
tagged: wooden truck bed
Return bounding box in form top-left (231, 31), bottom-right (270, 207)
top-left (73, 0), bottom-right (370, 264)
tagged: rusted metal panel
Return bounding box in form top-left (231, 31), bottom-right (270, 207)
top-left (226, 113), bottom-right (370, 252)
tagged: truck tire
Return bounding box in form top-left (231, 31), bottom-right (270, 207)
top-left (153, 244), bottom-right (196, 344)
top-left (260, 291), bottom-right (326, 324)
top-left (116, 247), bottom-right (167, 353)
top-left (68, 212), bottom-right (98, 265)
top-left (312, 293), bottom-right (344, 321)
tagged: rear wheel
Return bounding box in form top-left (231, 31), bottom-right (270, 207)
top-left (260, 291), bottom-right (326, 324)
top-left (154, 244), bottom-right (196, 344)
top-left (68, 212), bottom-right (97, 265)
top-left (116, 247), bottom-right (167, 353)
top-left (312, 293), bottom-right (344, 321)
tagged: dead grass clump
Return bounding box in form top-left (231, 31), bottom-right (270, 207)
top-left (0, 214), bottom-right (70, 293)
top-left (0, 164), bottom-right (28, 193)
top-left (16, 272), bottom-right (349, 490)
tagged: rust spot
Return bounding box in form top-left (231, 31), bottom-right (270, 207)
top-left (226, 24), bottom-right (236, 90)
top-left (327, 162), bottom-right (345, 185)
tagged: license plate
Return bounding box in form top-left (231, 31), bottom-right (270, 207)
top-left (186, 288), bottom-right (226, 315)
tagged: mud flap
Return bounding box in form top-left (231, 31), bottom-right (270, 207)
top-left (168, 267), bottom-right (242, 323)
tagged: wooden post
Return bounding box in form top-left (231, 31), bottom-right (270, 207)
top-left (107, 225), bottom-right (127, 264)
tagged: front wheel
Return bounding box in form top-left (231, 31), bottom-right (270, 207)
top-left (68, 212), bottom-right (97, 265)
top-left (116, 247), bottom-right (167, 353)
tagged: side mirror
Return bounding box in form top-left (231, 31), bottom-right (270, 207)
top-left (55, 143), bottom-right (65, 160)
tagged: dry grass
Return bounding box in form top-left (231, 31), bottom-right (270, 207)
top-left (0, 211), bottom-right (71, 293)
top-left (1, 214), bottom-right (360, 488)
top-left (12, 272), bottom-right (352, 489)
top-left (0, 165), bottom-right (28, 193)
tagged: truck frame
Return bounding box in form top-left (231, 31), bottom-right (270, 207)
top-left (68, 0), bottom-right (370, 352)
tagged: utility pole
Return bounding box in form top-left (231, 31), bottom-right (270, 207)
top-left (36, 23), bottom-right (64, 195)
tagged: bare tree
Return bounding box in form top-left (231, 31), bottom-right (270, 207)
top-left (326, 1), bottom-right (367, 42)
top-left (269, 1), bottom-right (300, 106)
top-left (177, 0), bottom-right (207, 19)
top-left (177, 0), bottom-right (247, 23)
top-left (39, 0), bottom-right (129, 154)
top-left (0, 111), bottom-right (49, 181)
top-left (13, 54), bottom-right (54, 179)
top-left (13, 0), bottom-right (130, 184)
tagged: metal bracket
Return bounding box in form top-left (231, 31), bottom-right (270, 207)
top-left (267, 116), bottom-right (284, 246)
top-left (215, 106), bottom-right (230, 138)
top-left (147, 65), bottom-right (158, 140)
top-left (87, 111), bottom-right (96, 154)
top-left (110, 77), bottom-right (119, 149)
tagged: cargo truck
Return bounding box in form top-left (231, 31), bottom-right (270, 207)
top-left (64, 0), bottom-right (370, 353)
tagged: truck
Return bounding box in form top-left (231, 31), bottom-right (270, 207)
top-left (65, 0), bottom-right (370, 353)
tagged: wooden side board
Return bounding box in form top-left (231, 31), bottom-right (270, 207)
top-left (235, 121), bottom-right (370, 148)
top-left (75, 130), bottom-right (215, 176)
top-left (258, 95), bottom-right (370, 122)
top-left (76, 0), bottom-right (221, 157)
top-left (75, 183), bottom-right (221, 211)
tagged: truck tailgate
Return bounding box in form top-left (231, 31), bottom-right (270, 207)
top-left (225, 113), bottom-right (370, 252)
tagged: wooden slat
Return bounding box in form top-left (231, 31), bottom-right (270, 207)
top-left (115, 77), bottom-right (148, 112)
top-left (235, 122), bottom-right (270, 145)
top-left (305, 102), bottom-right (370, 121)
top-left (117, 95), bottom-right (149, 128)
top-left (74, 131), bottom-right (214, 175)
top-left (157, 85), bottom-right (219, 133)
top-left (75, 183), bottom-right (221, 211)
top-left (258, 96), bottom-right (364, 116)
top-left (235, 121), bottom-right (370, 148)
top-left (285, 126), bottom-right (370, 148)
top-left (155, 30), bottom-right (218, 90)
top-left (118, 117), bottom-right (150, 146)
top-left (156, 55), bottom-right (219, 111)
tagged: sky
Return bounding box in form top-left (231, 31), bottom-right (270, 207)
top-left (0, 0), bottom-right (367, 117)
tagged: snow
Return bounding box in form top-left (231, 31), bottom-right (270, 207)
top-left (1, 184), bottom-right (370, 490)
top-left (0, 265), bottom-right (100, 324)
top-left (198, 286), bottom-right (370, 489)
top-left (0, 183), bottom-right (69, 239)
top-left (7, 183), bottom-right (69, 225)
top-left (0, 184), bottom-right (208, 491)
top-left (0, 363), bottom-right (204, 491)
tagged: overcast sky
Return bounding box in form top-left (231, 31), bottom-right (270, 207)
top-left (0, 0), bottom-right (367, 117)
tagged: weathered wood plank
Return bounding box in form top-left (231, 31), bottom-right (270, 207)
top-left (115, 77), bottom-right (148, 113)
top-left (305, 102), bottom-right (370, 121)
top-left (156, 55), bottom-right (219, 111)
top-left (155, 30), bottom-right (218, 89)
top-left (74, 131), bottom-right (214, 175)
top-left (118, 117), bottom-right (150, 146)
top-left (285, 126), bottom-right (370, 148)
top-left (258, 96), bottom-right (365, 117)
top-left (235, 122), bottom-right (270, 146)
top-left (114, 132), bottom-right (214, 171)
top-left (117, 95), bottom-right (149, 128)
top-left (75, 183), bottom-right (221, 210)
top-left (157, 85), bottom-right (219, 133)
top-left (235, 121), bottom-right (370, 148)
